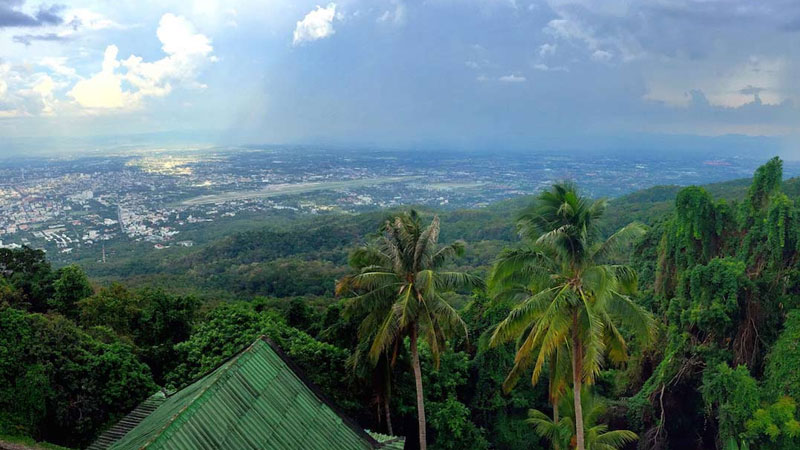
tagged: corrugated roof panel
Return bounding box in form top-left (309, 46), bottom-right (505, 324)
top-left (106, 338), bottom-right (399, 450)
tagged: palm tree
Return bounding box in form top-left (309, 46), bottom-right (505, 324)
top-left (487, 241), bottom-right (571, 445)
top-left (338, 210), bottom-right (483, 450)
top-left (527, 391), bottom-right (639, 450)
top-left (489, 183), bottom-right (655, 450)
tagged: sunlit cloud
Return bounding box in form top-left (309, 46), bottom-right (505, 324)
top-left (68, 13), bottom-right (215, 111)
top-left (293, 3), bottom-right (337, 46)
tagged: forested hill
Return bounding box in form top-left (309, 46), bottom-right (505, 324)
top-left (3, 158), bottom-right (800, 450)
top-left (601, 175), bottom-right (800, 233)
top-left (77, 175), bottom-right (800, 299)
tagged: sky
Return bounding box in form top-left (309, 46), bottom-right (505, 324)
top-left (1, 0), bottom-right (800, 155)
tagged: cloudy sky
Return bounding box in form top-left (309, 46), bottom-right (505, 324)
top-left (1, 0), bottom-right (799, 153)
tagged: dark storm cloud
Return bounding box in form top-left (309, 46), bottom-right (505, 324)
top-left (542, 0), bottom-right (800, 61)
top-left (0, 0), bottom-right (64, 28)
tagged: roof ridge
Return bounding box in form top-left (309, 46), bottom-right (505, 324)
top-left (257, 336), bottom-right (383, 449)
top-left (141, 339), bottom-right (261, 449)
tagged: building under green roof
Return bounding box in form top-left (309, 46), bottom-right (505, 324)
top-left (89, 337), bottom-right (404, 450)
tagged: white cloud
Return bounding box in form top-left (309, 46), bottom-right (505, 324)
top-left (538, 43), bottom-right (556, 57)
top-left (157, 13), bottom-right (213, 56)
top-left (543, 12), bottom-right (638, 62)
top-left (545, 18), bottom-right (598, 50)
top-left (0, 63), bottom-right (63, 117)
top-left (225, 8), bottom-right (239, 28)
top-left (293, 4), bottom-right (337, 46)
top-left (68, 14), bottom-right (215, 110)
top-left (69, 46), bottom-right (128, 109)
top-left (591, 50), bottom-right (612, 62)
top-left (499, 74), bottom-right (526, 83)
top-left (66, 8), bottom-right (122, 31)
top-left (377, 0), bottom-right (407, 26)
top-left (534, 63), bottom-right (568, 72)
top-left (30, 74), bottom-right (57, 115)
top-left (0, 67), bottom-right (8, 101)
top-left (38, 57), bottom-right (78, 79)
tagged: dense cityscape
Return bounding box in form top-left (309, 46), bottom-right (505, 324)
top-left (1, 146), bottom-right (794, 256)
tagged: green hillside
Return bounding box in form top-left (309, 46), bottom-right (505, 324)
top-left (3, 160), bottom-right (800, 450)
top-left (74, 175), bottom-right (800, 301)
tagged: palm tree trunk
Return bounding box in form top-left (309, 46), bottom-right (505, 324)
top-left (384, 395), bottom-right (394, 435)
top-left (410, 323), bottom-right (427, 450)
top-left (550, 353), bottom-right (560, 450)
top-left (571, 313), bottom-right (585, 450)
top-left (553, 401), bottom-right (560, 450)
top-left (383, 358), bottom-right (394, 435)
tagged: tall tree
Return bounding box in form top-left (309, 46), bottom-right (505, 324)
top-left (487, 241), bottom-right (571, 443)
top-left (339, 210), bottom-right (483, 449)
top-left (489, 183), bottom-right (655, 450)
top-left (51, 265), bottom-right (93, 319)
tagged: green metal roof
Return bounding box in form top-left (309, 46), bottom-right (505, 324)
top-left (106, 337), bottom-right (404, 450)
top-left (88, 392), bottom-right (167, 450)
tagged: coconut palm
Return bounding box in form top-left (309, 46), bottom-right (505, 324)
top-left (527, 391), bottom-right (639, 450)
top-left (487, 241), bottom-right (571, 445)
top-left (489, 183), bottom-right (655, 450)
top-left (338, 210), bottom-right (483, 450)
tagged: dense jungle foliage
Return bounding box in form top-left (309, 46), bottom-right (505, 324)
top-left (1, 158), bottom-right (799, 449)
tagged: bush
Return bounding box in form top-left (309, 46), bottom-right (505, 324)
top-left (0, 307), bottom-right (155, 448)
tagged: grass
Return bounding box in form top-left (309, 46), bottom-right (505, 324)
top-left (0, 434), bottom-right (73, 450)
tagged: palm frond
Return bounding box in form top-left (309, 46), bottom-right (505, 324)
top-left (608, 264), bottom-right (639, 295)
top-left (592, 222), bottom-right (646, 262)
top-left (349, 246), bottom-right (391, 269)
top-left (601, 312), bottom-right (629, 366)
top-left (529, 308), bottom-right (571, 386)
top-left (428, 294), bottom-right (468, 340)
top-left (418, 299), bottom-right (442, 367)
top-left (501, 347), bottom-right (535, 393)
top-left (396, 284), bottom-right (418, 331)
top-left (488, 246), bottom-right (552, 294)
top-left (578, 290), bottom-right (606, 384)
top-left (580, 265), bottom-right (614, 307)
top-left (413, 215), bottom-right (440, 271)
top-left (525, 409), bottom-right (560, 441)
top-left (344, 284), bottom-right (400, 319)
top-left (350, 271), bottom-right (402, 291)
top-left (489, 286), bottom-right (560, 347)
top-left (550, 345), bottom-right (571, 402)
top-left (335, 274), bottom-right (356, 297)
top-left (368, 306), bottom-right (402, 364)
top-left (431, 240), bottom-right (465, 269)
top-left (592, 429), bottom-right (639, 448)
top-left (606, 290), bottom-right (657, 345)
top-left (433, 271), bottom-right (485, 292)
